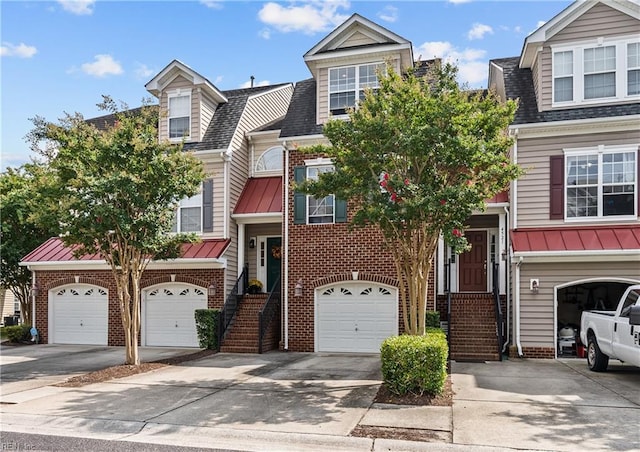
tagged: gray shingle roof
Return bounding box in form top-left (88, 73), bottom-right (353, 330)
top-left (492, 57), bottom-right (640, 125)
top-left (280, 78), bottom-right (324, 139)
top-left (184, 84), bottom-right (289, 151)
top-left (280, 60), bottom-right (440, 139)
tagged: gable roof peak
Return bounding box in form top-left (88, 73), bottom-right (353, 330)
top-left (145, 59), bottom-right (227, 103)
top-left (520, 0), bottom-right (640, 68)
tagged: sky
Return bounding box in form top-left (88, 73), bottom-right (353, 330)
top-left (1, 0), bottom-right (573, 170)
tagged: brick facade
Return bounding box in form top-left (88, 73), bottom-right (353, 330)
top-left (285, 151), bottom-right (436, 352)
top-left (34, 267), bottom-right (225, 345)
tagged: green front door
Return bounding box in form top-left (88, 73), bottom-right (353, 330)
top-left (266, 237), bottom-right (282, 292)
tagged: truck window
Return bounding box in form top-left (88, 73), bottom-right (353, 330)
top-left (620, 289), bottom-right (639, 318)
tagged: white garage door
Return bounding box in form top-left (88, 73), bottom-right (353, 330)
top-left (144, 285), bottom-right (207, 347)
top-left (51, 285), bottom-right (108, 345)
top-left (316, 282), bottom-right (398, 353)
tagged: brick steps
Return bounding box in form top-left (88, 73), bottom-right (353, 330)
top-left (439, 293), bottom-right (503, 362)
top-left (220, 294), bottom-right (278, 354)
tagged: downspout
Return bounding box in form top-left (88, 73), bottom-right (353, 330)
top-left (30, 267), bottom-right (36, 330)
top-left (514, 256), bottom-right (524, 357)
top-left (511, 129), bottom-right (519, 229)
top-left (222, 150), bottom-right (230, 239)
top-left (502, 206), bottom-right (511, 354)
top-left (283, 141), bottom-right (289, 350)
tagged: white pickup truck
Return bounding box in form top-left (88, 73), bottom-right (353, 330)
top-left (580, 284), bottom-right (640, 372)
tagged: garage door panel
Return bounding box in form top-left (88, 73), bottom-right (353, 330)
top-left (145, 286), bottom-right (206, 347)
top-left (316, 283), bottom-right (397, 353)
top-left (52, 286), bottom-right (108, 345)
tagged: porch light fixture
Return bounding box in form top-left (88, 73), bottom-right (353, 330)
top-left (30, 283), bottom-right (40, 298)
top-left (249, 238), bottom-right (256, 249)
top-left (530, 279), bottom-right (539, 294)
top-left (294, 279), bottom-right (304, 297)
top-left (208, 283), bottom-right (216, 297)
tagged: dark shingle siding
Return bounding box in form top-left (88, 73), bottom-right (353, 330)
top-left (492, 57), bottom-right (640, 125)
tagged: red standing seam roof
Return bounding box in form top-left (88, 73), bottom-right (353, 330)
top-left (22, 237), bottom-right (230, 263)
top-left (234, 177), bottom-right (282, 215)
top-left (511, 225), bottom-right (640, 252)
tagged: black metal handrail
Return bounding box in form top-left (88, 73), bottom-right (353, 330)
top-left (492, 262), bottom-right (504, 361)
top-left (258, 276), bottom-right (281, 354)
top-left (218, 265), bottom-right (248, 347)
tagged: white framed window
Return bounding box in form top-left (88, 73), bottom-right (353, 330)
top-left (553, 50), bottom-right (574, 102)
top-left (329, 62), bottom-right (384, 116)
top-left (307, 165), bottom-right (335, 224)
top-left (552, 37), bottom-right (640, 106)
top-left (168, 91), bottom-right (191, 140)
top-left (628, 42), bottom-right (640, 96)
top-left (584, 45), bottom-right (616, 99)
top-left (255, 146), bottom-right (283, 172)
top-left (564, 146), bottom-right (637, 220)
top-left (172, 191), bottom-right (202, 233)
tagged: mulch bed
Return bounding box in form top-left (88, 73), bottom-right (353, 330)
top-left (55, 349), bottom-right (216, 387)
top-left (373, 376), bottom-right (453, 406)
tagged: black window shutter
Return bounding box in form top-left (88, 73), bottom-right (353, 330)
top-left (549, 155), bottom-right (564, 220)
top-left (293, 166), bottom-right (306, 224)
top-left (202, 178), bottom-right (214, 232)
top-left (335, 198), bottom-right (347, 223)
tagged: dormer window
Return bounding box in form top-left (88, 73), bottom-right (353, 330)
top-left (329, 62), bottom-right (384, 116)
top-left (552, 37), bottom-right (640, 106)
top-left (168, 91), bottom-right (191, 139)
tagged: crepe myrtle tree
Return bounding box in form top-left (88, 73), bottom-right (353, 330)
top-left (0, 163), bottom-right (57, 325)
top-left (298, 63), bottom-right (521, 336)
top-left (28, 96), bottom-right (204, 364)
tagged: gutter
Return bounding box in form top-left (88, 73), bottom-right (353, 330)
top-left (513, 256), bottom-right (524, 357)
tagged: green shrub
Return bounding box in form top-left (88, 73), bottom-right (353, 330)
top-left (194, 309), bottom-right (220, 350)
top-left (380, 330), bottom-right (448, 396)
top-left (426, 310), bottom-right (441, 329)
top-left (5, 324), bottom-right (32, 343)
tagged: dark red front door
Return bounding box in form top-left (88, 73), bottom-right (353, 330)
top-left (459, 231), bottom-right (487, 292)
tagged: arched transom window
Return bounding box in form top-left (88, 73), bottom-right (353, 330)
top-left (255, 146), bottom-right (283, 172)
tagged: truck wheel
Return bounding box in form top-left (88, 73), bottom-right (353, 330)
top-left (587, 336), bottom-right (609, 372)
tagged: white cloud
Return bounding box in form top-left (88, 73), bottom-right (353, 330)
top-left (467, 23), bottom-right (493, 40)
top-left (258, 0), bottom-right (350, 35)
top-left (57, 0), bottom-right (95, 15)
top-left (134, 63), bottom-right (154, 80)
top-left (81, 54), bottom-right (123, 77)
top-left (259, 28), bottom-right (272, 40)
top-left (377, 5), bottom-right (398, 23)
top-left (200, 0), bottom-right (223, 9)
top-left (514, 25), bottom-right (522, 33)
top-left (537, 20), bottom-right (546, 28)
top-left (447, 0), bottom-right (472, 4)
top-left (214, 75), bottom-right (224, 85)
top-left (1, 42), bottom-right (37, 58)
top-left (415, 41), bottom-right (488, 87)
top-left (239, 79), bottom-right (270, 89)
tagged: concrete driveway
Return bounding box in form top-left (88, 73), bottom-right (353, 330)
top-left (2, 345), bottom-right (639, 451)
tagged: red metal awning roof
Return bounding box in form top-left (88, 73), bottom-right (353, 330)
top-left (22, 237), bottom-right (230, 263)
top-left (234, 177), bottom-right (282, 215)
top-left (511, 225), bottom-right (640, 253)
